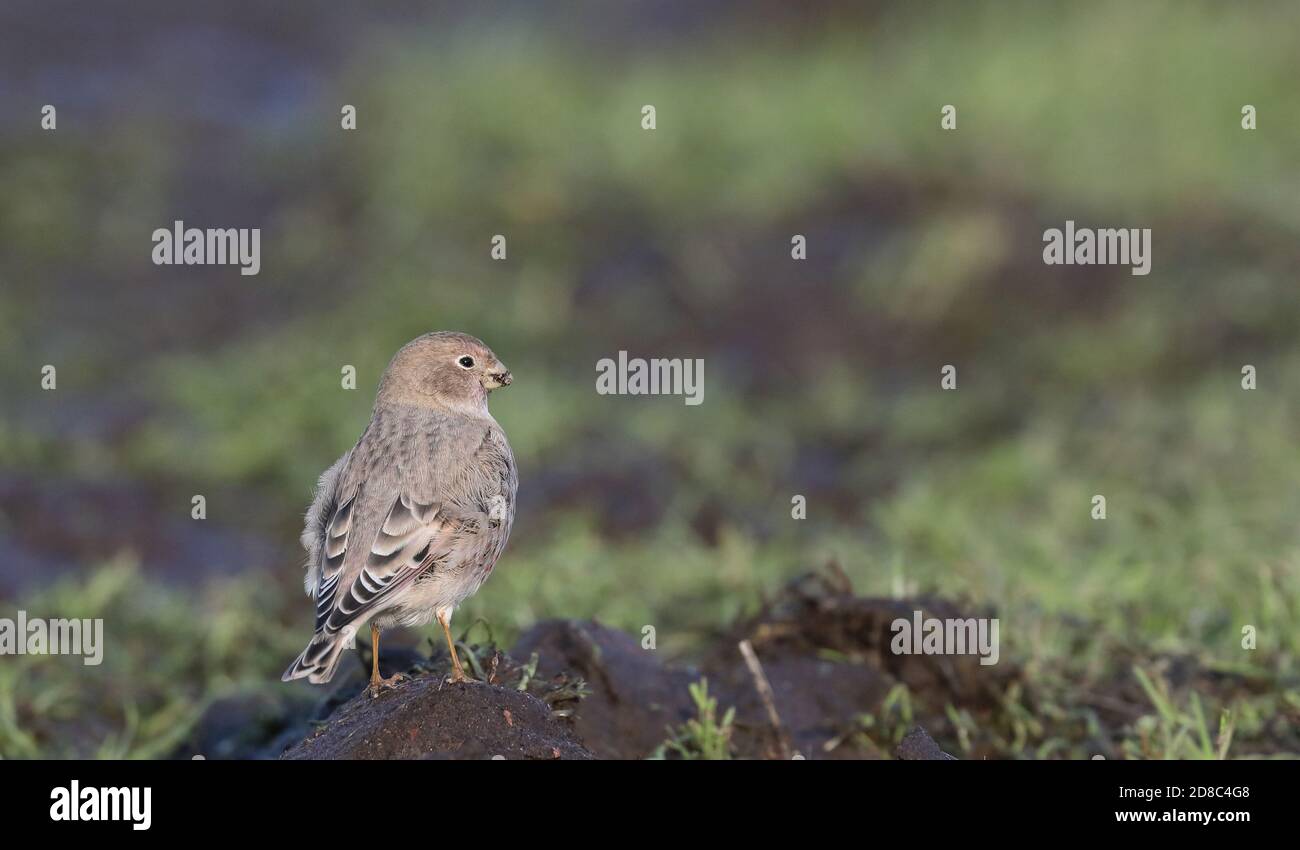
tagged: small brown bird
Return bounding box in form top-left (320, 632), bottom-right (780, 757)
top-left (282, 332), bottom-right (517, 695)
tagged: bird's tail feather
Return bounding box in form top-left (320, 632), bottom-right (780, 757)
top-left (281, 631), bottom-right (351, 684)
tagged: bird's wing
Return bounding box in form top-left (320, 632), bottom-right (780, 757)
top-left (303, 416), bottom-right (514, 641)
top-left (309, 489), bottom-right (451, 639)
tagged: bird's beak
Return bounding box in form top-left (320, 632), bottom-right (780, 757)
top-left (485, 368), bottom-right (512, 390)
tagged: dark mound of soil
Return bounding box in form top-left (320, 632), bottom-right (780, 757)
top-left (697, 568), bottom-right (1014, 759)
top-left (281, 676), bottom-right (592, 760)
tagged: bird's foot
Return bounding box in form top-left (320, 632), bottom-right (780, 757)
top-left (367, 672), bottom-right (407, 698)
top-left (445, 665), bottom-right (474, 685)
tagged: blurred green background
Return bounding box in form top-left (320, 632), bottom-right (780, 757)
top-left (1, 0), bottom-right (1298, 758)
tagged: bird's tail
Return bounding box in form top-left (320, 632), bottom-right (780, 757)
top-left (281, 630), bottom-right (351, 684)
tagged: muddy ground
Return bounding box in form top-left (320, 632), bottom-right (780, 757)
top-left (175, 569), bottom-right (1300, 764)
top-left (177, 570), bottom-right (987, 759)
top-left (175, 566), bottom-right (1295, 760)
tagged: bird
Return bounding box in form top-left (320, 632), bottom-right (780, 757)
top-left (282, 331), bottom-right (517, 696)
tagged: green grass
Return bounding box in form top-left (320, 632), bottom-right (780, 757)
top-left (652, 679), bottom-right (737, 760)
top-left (1125, 666), bottom-right (1235, 759)
top-left (0, 560), bottom-right (301, 759)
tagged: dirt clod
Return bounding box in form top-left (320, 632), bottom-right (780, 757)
top-left (512, 619), bottom-right (699, 759)
top-left (896, 726), bottom-right (958, 760)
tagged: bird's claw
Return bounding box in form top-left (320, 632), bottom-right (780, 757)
top-left (367, 672), bottom-right (407, 698)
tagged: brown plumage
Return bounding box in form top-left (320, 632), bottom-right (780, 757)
top-left (282, 332), bottom-right (517, 694)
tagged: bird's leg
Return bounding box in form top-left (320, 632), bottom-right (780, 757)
top-left (368, 622), bottom-right (383, 697)
top-left (367, 621), bottom-right (405, 698)
top-left (437, 608), bottom-right (469, 683)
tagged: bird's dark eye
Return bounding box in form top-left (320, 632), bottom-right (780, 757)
top-left (457, 356), bottom-right (475, 369)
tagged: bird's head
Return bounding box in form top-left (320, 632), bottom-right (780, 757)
top-left (377, 331), bottom-right (512, 414)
